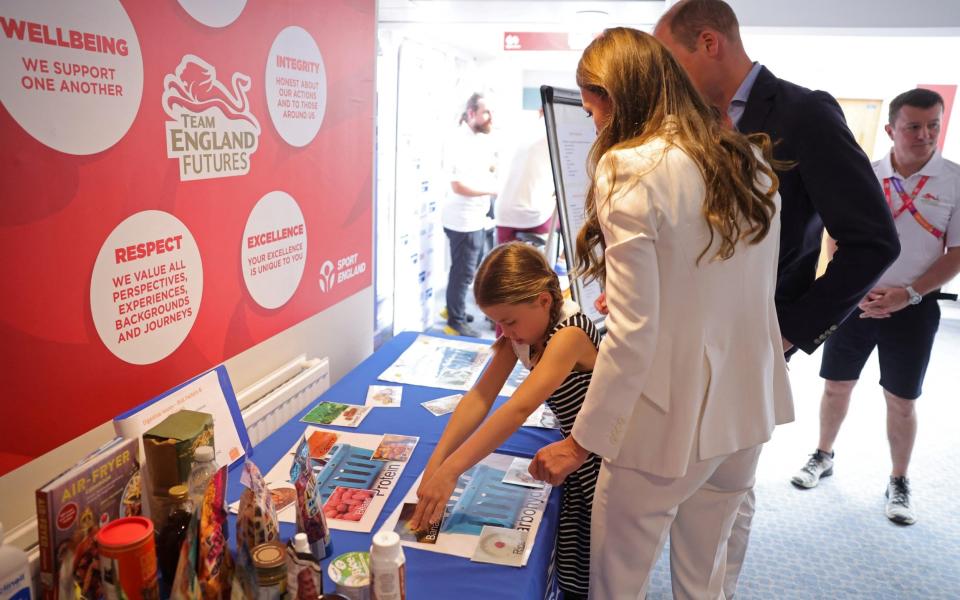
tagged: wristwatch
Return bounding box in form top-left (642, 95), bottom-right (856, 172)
top-left (905, 285), bottom-right (923, 305)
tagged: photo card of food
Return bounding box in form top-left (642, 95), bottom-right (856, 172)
top-left (372, 434), bottom-right (418, 462)
top-left (300, 402), bottom-right (371, 428)
top-left (268, 486), bottom-right (297, 511)
top-left (323, 487), bottom-right (376, 523)
top-left (393, 502), bottom-right (443, 544)
top-left (365, 385), bottom-right (403, 407)
top-left (420, 393), bottom-right (463, 416)
top-left (471, 526), bottom-right (528, 567)
top-left (306, 430), bottom-right (339, 460)
top-left (230, 428), bottom-right (418, 532)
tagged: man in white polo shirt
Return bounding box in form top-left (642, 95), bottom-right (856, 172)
top-left (442, 93), bottom-right (498, 337)
top-left (494, 110), bottom-right (555, 246)
top-left (792, 88), bottom-right (960, 525)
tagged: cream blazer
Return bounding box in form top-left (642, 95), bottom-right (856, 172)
top-left (571, 138), bottom-right (794, 478)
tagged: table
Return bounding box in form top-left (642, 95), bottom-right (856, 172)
top-left (226, 331), bottom-right (563, 599)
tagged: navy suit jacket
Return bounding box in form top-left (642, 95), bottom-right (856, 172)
top-left (739, 66), bottom-right (900, 353)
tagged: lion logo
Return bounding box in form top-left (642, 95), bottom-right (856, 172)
top-left (162, 54), bottom-right (260, 133)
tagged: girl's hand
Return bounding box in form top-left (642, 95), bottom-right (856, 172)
top-left (410, 468), bottom-right (459, 530)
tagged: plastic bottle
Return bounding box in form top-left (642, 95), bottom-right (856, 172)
top-left (0, 522), bottom-right (34, 600)
top-left (292, 533), bottom-right (311, 556)
top-left (156, 485), bottom-right (193, 596)
top-left (369, 531), bottom-right (405, 600)
top-left (187, 446), bottom-right (218, 505)
top-left (287, 533), bottom-right (323, 599)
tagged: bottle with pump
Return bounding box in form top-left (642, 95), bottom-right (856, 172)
top-left (187, 446), bottom-right (218, 505)
top-left (0, 522), bottom-right (33, 600)
top-left (369, 531), bottom-right (405, 600)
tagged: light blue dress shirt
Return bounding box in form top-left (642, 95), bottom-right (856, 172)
top-left (727, 62), bottom-right (763, 130)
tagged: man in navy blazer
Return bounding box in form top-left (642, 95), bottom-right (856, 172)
top-left (656, 0), bottom-right (900, 595)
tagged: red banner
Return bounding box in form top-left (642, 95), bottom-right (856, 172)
top-left (917, 84), bottom-right (956, 151)
top-left (0, 0), bottom-right (374, 474)
top-left (503, 31), bottom-right (597, 51)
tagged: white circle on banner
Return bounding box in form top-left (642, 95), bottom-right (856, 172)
top-left (241, 191), bottom-right (307, 309)
top-left (264, 26), bottom-right (326, 147)
top-left (0, 0), bottom-right (143, 155)
top-left (90, 211), bottom-right (203, 365)
top-left (175, 0), bottom-right (247, 28)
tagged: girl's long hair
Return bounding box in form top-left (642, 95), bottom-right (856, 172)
top-left (574, 27), bottom-right (781, 285)
top-left (474, 242), bottom-right (564, 328)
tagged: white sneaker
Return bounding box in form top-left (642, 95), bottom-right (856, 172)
top-left (790, 449), bottom-right (834, 489)
top-left (885, 476), bottom-right (917, 525)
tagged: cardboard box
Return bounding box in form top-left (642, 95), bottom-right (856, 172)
top-left (142, 409), bottom-right (214, 490)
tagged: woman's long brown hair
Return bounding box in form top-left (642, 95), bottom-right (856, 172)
top-left (574, 27), bottom-right (781, 285)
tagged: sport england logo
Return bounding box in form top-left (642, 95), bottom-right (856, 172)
top-left (318, 260), bottom-right (335, 293)
top-left (163, 55), bottom-right (260, 181)
top-left (318, 254), bottom-right (367, 294)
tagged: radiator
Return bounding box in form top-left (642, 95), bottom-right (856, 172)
top-left (240, 354), bottom-right (330, 446)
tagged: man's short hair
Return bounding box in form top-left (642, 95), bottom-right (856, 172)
top-left (888, 88), bottom-right (945, 125)
top-left (661, 0), bottom-right (740, 51)
top-left (460, 92), bottom-right (484, 125)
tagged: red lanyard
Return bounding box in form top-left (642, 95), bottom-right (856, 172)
top-left (883, 176), bottom-right (944, 239)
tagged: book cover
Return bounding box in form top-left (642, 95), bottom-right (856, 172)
top-left (35, 436), bottom-right (140, 600)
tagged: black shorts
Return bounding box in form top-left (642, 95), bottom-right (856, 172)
top-left (819, 296), bottom-right (940, 400)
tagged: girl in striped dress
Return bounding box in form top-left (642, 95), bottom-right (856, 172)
top-left (411, 242), bottom-right (601, 599)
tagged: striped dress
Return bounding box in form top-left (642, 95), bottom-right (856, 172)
top-left (513, 304), bottom-right (602, 596)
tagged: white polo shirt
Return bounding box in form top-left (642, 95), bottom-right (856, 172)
top-left (494, 133), bottom-right (555, 229)
top-left (442, 124), bottom-right (498, 232)
top-left (874, 149), bottom-right (960, 288)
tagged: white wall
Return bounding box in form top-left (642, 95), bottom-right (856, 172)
top-left (742, 32), bottom-right (960, 160)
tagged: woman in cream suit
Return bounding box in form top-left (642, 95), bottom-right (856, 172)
top-left (530, 28), bottom-right (793, 599)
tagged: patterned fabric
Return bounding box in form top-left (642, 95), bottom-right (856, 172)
top-left (540, 311), bottom-right (602, 595)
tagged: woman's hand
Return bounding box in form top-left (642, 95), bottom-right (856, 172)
top-left (594, 292), bottom-right (609, 315)
top-left (529, 436), bottom-right (589, 486)
top-left (410, 467), bottom-right (459, 530)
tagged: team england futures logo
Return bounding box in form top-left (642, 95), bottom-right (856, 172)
top-left (163, 54), bottom-right (260, 181)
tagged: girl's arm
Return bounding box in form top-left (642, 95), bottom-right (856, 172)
top-left (419, 336), bottom-right (517, 486)
top-left (411, 326), bottom-right (596, 529)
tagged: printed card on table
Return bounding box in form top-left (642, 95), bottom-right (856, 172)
top-left (268, 486), bottom-right (297, 511)
top-left (471, 526), bottom-right (528, 567)
top-left (306, 430), bottom-right (339, 460)
top-left (365, 384), bottom-right (402, 407)
top-left (502, 457), bottom-right (544, 489)
top-left (372, 434), bottom-right (418, 462)
top-left (230, 427), bottom-right (419, 533)
top-left (378, 453), bottom-right (552, 563)
top-left (394, 502), bottom-right (442, 544)
top-left (521, 404), bottom-right (560, 429)
top-left (301, 401), bottom-right (371, 428)
top-left (323, 487), bottom-right (375, 523)
top-left (421, 394), bottom-right (463, 416)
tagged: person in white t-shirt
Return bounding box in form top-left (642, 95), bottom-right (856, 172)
top-left (494, 110), bottom-right (556, 245)
top-left (792, 88), bottom-right (960, 526)
top-left (442, 93), bottom-right (498, 337)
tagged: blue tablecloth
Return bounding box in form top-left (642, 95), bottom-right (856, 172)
top-left (226, 331), bottom-right (563, 599)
